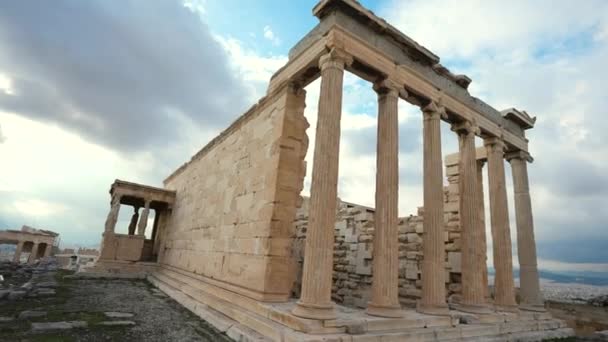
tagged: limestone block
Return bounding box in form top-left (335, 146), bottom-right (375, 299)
top-left (405, 261), bottom-right (419, 280)
top-left (355, 243), bottom-right (372, 276)
top-left (448, 252), bottom-right (462, 273)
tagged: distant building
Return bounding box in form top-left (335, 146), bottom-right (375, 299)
top-left (0, 225), bottom-right (58, 263)
top-left (56, 247), bottom-right (99, 271)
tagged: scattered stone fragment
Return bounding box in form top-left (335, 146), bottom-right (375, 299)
top-left (0, 290), bottom-right (9, 299)
top-left (0, 316), bottom-right (13, 323)
top-left (37, 281), bottom-right (59, 288)
top-left (37, 289), bottom-right (56, 296)
top-left (7, 290), bottom-right (26, 301)
top-left (99, 320), bottom-right (136, 326)
top-left (104, 312), bottom-right (134, 318)
top-left (31, 321), bottom-right (87, 333)
top-left (19, 310), bottom-right (47, 319)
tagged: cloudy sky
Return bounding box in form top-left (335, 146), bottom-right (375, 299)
top-left (1, 0), bottom-right (607, 274)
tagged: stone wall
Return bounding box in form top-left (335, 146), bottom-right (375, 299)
top-left (159, 84), bottom-right (309, 301)
top-left (292, 158), bottom-right (465, 309)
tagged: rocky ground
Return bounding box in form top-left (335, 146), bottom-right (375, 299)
top-left (541, 282), bottom-right (608, 341)
top-left (0, 259), bottom-right (233, 341)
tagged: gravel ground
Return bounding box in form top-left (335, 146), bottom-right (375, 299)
top-left (0, 264), bottom-right (233, 342)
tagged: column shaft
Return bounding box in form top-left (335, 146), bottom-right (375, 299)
top-left (453, 122), bottom-right (490, 314)
top-left (128, 207), bottom-right (140, 235)
top-left (293, 49), bottom-right (351, 320)
top-left (13, 241), bottom-right (24, 263)
top-left (44, 243), bottom-right (53, 257)
top-left (28, 242), bottom-right (39, 264)
top-left (508, 152), bottom-right (544, 310)
top-left (477, 160), bottom-right (489, 299)
top-left (418, 102), bottom-right (449, 315)
top-left (138, 201), bottom-right (151, 236)
top-left (367, 81), bottom-right (402, 318)
top-left (486, 138), bottom-right (517, 311)
top-left (104, 195), bottom-right (121, 233)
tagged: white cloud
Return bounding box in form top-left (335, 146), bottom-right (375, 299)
top-left (182, 0), bottom-right (206, 16)
top-left (12, 199), bottom-right (67, 218)
top-left (215, 35), bottom-right (288, 101)
top-left (263, 25), bottom-right (281, 46)
top-left (380, 0), bottom-right (608, 265)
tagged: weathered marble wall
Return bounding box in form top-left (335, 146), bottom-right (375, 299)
top-left (292, 161), bottom-right (464, 309)
top-left (160, 85), bottom-right (308, 300)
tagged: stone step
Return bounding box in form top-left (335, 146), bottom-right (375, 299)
top-left (149, 272), bottom-right (289, 341)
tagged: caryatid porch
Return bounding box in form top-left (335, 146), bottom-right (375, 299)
top-left (99, 180), bottom-right (175, 263)
top-left (285, 0), bottom-right (544, 319)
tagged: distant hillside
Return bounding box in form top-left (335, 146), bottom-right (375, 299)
top-left (489, 268), bottom-right (608, 287)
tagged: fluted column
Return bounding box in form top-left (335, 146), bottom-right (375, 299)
top-left (28, 242), bottom-right (39, 264)
top-left (137, 200), bottom-right (151, 236)
top-left (293, 48), bottom-right (352, 320)
top-left (367, 80), bottom-right (402, 318)
top-left (43, 244), bottom-right (53, 258)
top-left (453, 121), bottom-right (491, 314)
top-left (507, 151), bottom-right (544, 311)
top-left (104, 194), bottom-right (122, 233)
top-left (417, 101), bottom-right (449, 316)
top-left (128, 206), bottom-right (140, 235)
top-left (13, 241), bottom-right (24, 263)
top-left (485, 137), bottom-right (517, 312)
top-left (477, 160), bottom-right (490, 299)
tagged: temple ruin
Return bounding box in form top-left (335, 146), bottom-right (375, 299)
top-left (0, 226), bottom-right (58, 264)
top-left (84, 0), bottom-right (574, 340)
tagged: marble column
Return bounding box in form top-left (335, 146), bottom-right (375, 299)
top-left (28, 242), bottom-right (39, 264)
top-left (484, 137), bottom-right (517, 311)
top-left (104, 195), bottom-right (122, 233)
top-left (477, 160), bottom-right (490, 299)
top-left (418, 101), bottom-right (449, 316)
top-left (367, 80), bottom-right (402, 318)
top-left (137, 201), bottom-right (151, 236)
top-left (453, 121), bottom-right (491, 314)
top-left (293, 48), bottom-right (352, 320)
top-left (128, 206), bottom-right (140, 235)
top-left (485, 137), bottom-right (517, 312)
top-left (44, 243), bottom-right (53, 257)
top-left (507, 151), bottom-right (545, 311)
top-left (13, 241), bottom-right (24, 263)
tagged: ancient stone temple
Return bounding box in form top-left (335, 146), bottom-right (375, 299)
top-left (0, 226), bottom-right (58, 264)
top-left (85, 0), bottom-right (573, 340)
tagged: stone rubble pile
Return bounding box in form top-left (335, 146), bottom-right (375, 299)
top-left (0, 260), bottom-right (58, 302)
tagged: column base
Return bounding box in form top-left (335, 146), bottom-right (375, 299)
top-left (519, 303), bottom-right (546, 312)
top-left (292, 301), bottom-right (336, 320)
top-left (451, 302), bottom-right (495, 315)
top-left (495, 304), bottom-right (520, 313)
top-left (417, 301), bottom-right (451, 316)
top-left (366, 302), bottom-right (403, 318)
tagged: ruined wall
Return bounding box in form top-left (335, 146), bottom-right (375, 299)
top-left (160, 85), bottom-right (308, 300)
top-left (293, 161), bottom-right (464, 309)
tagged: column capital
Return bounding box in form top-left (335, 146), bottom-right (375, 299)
top-left (451, 119), bottom-right (480, 136)
top-left (422, 100), bottom-right (447, 121)
top-left (319, 48), bottom-right (353, 71)
top-left (505, 150), bottom-right (534, 163)
top-left (373, 79), bottom-right (404, 99)
top-left (484, 136), bottom-right (506, 153)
